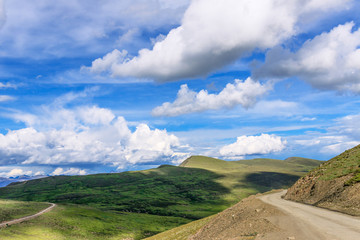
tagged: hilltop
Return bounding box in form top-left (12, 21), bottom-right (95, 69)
top-left (285, 144), bottom-right (360, 215)
top-left (180, 155), bottom-right (321, 200)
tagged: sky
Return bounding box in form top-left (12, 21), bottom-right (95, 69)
top-left (0, 0), bottom-right (359, 177)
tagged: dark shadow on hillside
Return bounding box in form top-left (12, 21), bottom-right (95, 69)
top-left (0, 166), bottom-right (231, 220)
top-left (239, 172), bottom-right (300, 192)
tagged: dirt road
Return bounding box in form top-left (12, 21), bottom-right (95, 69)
top-left (0, 203), bottom-right (56, 228)
top-left (259, 190), bottom-right (360, 240)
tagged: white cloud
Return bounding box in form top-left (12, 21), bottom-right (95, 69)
top-left (0, 95), bottom-right (15, 102)
top-left (0, 0), bottom-right (189, 58)
top-left (88, 50), bottom-right (129, 74)
top-left (320, 114), bottom-right (360, 153)
top-left (331, 114), bottom-right (360, 139)
top-left (5, 168), bottom-right (33, 178)
top-left (152, 78), bottom-right (271, 117)
top-left (0, 82), bottom-right (16, 89)
top-left (0, 103), bottom-right (187, 168)
top-left (34, 171), bottom-right (45, 176)
top-left (51, 167), bottom-right (87, 176)
top-left (294, 113), bottom-right (360, 155)
top-left (77, 106), bottom-right (115, 125)
top-left (301, 117), bottom-right (317, 122)
top-left (254, 22), bottom-right (360, 93)
top-left (321, 141), bottom-right (360, 154)
top-left (89, 0), bottom-right (348, 81)
top-left (219, 134), bottom-right (287, 158)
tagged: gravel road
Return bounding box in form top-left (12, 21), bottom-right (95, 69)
top-left (0, 203), bottom-right (56, 228)
top-left (259, 190), bottom-right (360, 240)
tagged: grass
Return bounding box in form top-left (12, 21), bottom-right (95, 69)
top-left (144, 215), bottom-right (215, 240)
top-left (0, 200), bottom-right (50, 223)
top-left (284, 157), bottom-right (322, 167)
top-left (0, 166), bottom-right (230, 220)
top-left (0, 204), bottom-right (190, 240)
top-left (180, 156), bottom-right (322, 203)
top-left (309, 144), bottom-right (360, 183)
top-left (0, 156), bottom-right (322, 239)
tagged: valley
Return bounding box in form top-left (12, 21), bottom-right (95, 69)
top-left (0, 156), bottom-right (321, 239)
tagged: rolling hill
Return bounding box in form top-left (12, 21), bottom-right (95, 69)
top-left (180, 155), bottom-right (322, 202)
top-left (0, 203), bottom-right (190, 240)
top-left (0, 156), bottom-right (322, 239)
top-left (285, 144), bottom-right (360, 215)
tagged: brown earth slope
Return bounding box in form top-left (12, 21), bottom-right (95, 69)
top-left (189, 192), bottom-right (284, 240)
top-left (284, 144), bottom-right (360, 216)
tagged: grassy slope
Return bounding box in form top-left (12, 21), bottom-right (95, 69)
top-left (284, 157), bottom-right (322, 167)
top-left (147, 156), bottom-right (322, 240)
top-left (284, 145), bottom-right (360, 216)
top-left (312, 144), bottom-right (360, 184)
top-left (0, 166), bottom-right (229, 220)
top-left (0, 200), bottom-right (50, 223)
top-left (0, 204), bottom-right (190, 240)
top-left (180, 156), bottom-right (321, 202)
top-left (0, 156), bottom-right (321, 239)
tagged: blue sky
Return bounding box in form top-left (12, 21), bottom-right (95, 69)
top-left (0, 0), bottom-right (360, 177)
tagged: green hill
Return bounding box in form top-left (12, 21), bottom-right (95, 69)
top-left (0, 203), bottom-right (190, 240)
top-left (180, 155), bottom-right (322, 201)
top-left (285, 144), bottom-right (360, 215)
top-left (0, 166), bottom-right (229, 220)
top-left (0, 156), bottom-right (322, 239)
top-left (284, 157), bottom-right (322, 167)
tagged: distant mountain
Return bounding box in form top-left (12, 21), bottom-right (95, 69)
top-left (0, 175), bottom-right (48, 188)
top-left (285, 144), bottom-right (360, 216)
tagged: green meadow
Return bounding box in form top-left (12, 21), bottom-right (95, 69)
top-left (0, 200), bottom-right (50, 223)
top-left (0, 203), bottom-right (190, 240)
top-left (0, 156), bottom-right (322, 239)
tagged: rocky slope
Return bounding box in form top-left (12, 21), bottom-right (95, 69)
top-left (284, 144), bottom-right (360, 216)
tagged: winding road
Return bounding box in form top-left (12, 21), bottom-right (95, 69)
top-left (259, 190), bottom-right (360, 240)
top-left (0, 203), bottom-right (56, 228)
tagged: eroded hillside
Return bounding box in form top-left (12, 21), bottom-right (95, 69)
top-left (285, 144), bottom-right (360, 215)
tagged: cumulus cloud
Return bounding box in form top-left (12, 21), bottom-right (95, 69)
top-left (51, 167), bottom-right (87, 176)
top-left (219, 134), bottom-right (287, 158)
top-left (253, 22), bottom-right (360, 93)
top-left (152, 78), bottom-right (271, 117)
top-left (5, 168), bottom-right (33, 177)
top-left (89, 0), bottom-right (348, 81)
top-left (0, 103), bottom-right (187, 168)
top-left (0, 166), bottom-right (47, 178)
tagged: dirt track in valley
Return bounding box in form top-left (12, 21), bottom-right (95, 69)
top-left (0, 203), bottom-right (56, 228)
